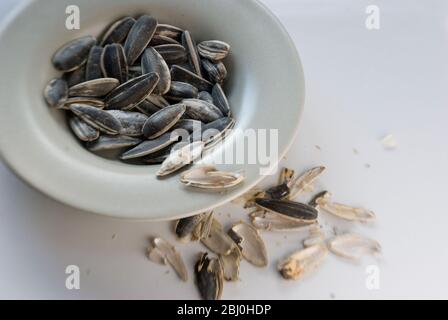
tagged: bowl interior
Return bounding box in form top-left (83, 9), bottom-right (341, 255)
top-left (0, 0), bottom-right (304, 219)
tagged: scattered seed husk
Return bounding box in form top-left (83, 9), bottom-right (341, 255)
top-left (154, 44), bottom-right (187, 65)
top-left (315, 192), bottom-right (376, 222)
top-left (69, 116), bottom-right (99, 142)
top-left (288, 166), bottom-right (326, 200)
top-left (121, 131), bottom-right (180, 160)
top-left (85, 46), bottom-right (104, 81)
top-left (100, 16), bottom-right (136, 45)
top-left (87, 135), bottom-right (141, 151)
top-left (106, 110), bottom-right (148, 136)
top-left (68, 78), bottom-right (119, 97)
top-left (219, 246), bottom-right (241, 282)
top-left (193, 211), bottom-right (214, 241)
top-left (278, 244), bottom-right (328, 280)
top-left (105, 72), bottom-right (160, 110)
top-left (303, 225), bottom-right (325, 248)
top-left (265, 183), bottom-right (290, 200)
top-left (249, 209), bottom-right (316, 232)
top-left (198, 91), bottom-right (214, 104)
top-left (328, 233), bottom-right (381, 260)
top-left (183, 99), bottom-right (223, 123)
top-left (195, 252), bottom-right (224, 300)
top-left (232, 187), bottom-right (266, 208)
top-left (255, 198), bottom-right (318, 223)
top-left (124, 15), bottom-right (158, 65)
top-left (175, 213), bottom-right (207, 242)
top-left (70, 104), bottom-right (122, 135)
top-left (201, 218), bottom-right (237, 256)
top-left (228, 222), bottom-right (268, 267)
top-left (147, 237), bottom-right (188, 282)
top-left (101, 44), bottom-right (128, 83)
top-left (57, 97), bottom-right (105, 110)
top-left (279, 167), bottom-right (295, 185)
top-left (180, 166), bottom-right (244, 190)
top-left (142, 103), bottom-right (186, 139)
top-left (141, 47), bottom-right (171, 94)
top-left (308, 191), bottom-right (330, 208)
top-left (165, 81), bottom-right (198, 101)
top-left (156, 141), bottom-right (204, 177)
top-left (202, 60), bottom-right (227, 84)
top-left (52, 35), bottom-right (97, 72)
top-left (44, 78), bottom-right (68, 107)
top-left (171, 65), bottom-right (213, 91)
top-left (197, 40), bottom-right (230, 62)
top-left (182, 30), bottom-right (202, 77)
top-left (211, 84), bottom-right (230, 116)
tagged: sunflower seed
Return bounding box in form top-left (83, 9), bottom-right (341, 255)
top-left (155, 24), bottom-right (183, 40)
top-left (165, 81), bottom-right (198, 101)
top-left (127, 64), bottom-right (142, 78)
top-left (198, 91), bottom-right (214, 104)
top-left (85, 46), bottom-right (103, 81)
top-left (183, 99), bottom-right (223, 123)
top-left (100, 16), bottom-right (136, 45)
top-left (255, 198), bottom-right (318, 222)
top-left (105, 72), bottom-right (159, 110)
top-left (200, 117), bottom-right (235, 145)
top-left (171, 65), bottom-right (213, 91)
top-left (62, 65), bottom-right (86, 87)
top-left (328, 234), bottom-right (381, 260)
top-left (148, 237), bottom-right (188, 282)
top-left (52, 35), bottom-right (97, 72)
top-left (101, 44), bottom-right (128, 83)
top-left (44, 78), bottom-right (68, 107)
top-left (142, 103), bottom-right (186, 139)
top-left (182, 30), bottom-right (202, 77)
top-left (219, 246), bottom-right (241, 282)
top-left (124, 15), bottom-right (158, 65)
top-left (211, 84), bottom-right (230, 116)
top-left (197, 40), bottom-right (230, 62)
top-left (154, 44), bottom-right (187, 65)
top-left (69, 78), bottom-right (119, 97)
top-left (202, 60), bottom-right (227, 84)
top-left (278, 244), bottom-right (328, 280)
top-left (195, 252), bottom-right (223, 300)
top-left (141, 47), bottom-right (171, 94)
top-left (135, 95), bottom-right (169, 116)
top-left (106, 110), bottom-right (148, 136)
top-left (57, 97), bottom-right (105, 110)
top-left (70, 104), bottom-right (122, 135)
top-left (87, 135), bottom-right (141, 151)
top-left (150, 35), bottom-right (181, 46)
top-left (228, 222), bottom-right (268, 267)
top-left (180, 166), bottom-right (244, 190)
top-left (69, 116), bottom-right (99, 142)
top-left (157, 140), bottom-right (204, 176)
top-left (121, 131), bottom-right (181, 160)
top-left (173, 119), bottom-right (203, 134)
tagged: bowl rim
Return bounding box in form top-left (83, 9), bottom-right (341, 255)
top-left (0, 0), bottom-right (305, 221)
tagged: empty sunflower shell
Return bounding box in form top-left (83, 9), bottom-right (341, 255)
top-left (328, 233), bottom-right (381, 260)
top-left (147, 237), bottom-right (188, 282)
top-left (180, 166), bottom-right (244, 190)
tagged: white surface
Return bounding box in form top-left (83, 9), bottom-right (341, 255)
top-left (1, 0), bottom-right (447, 299)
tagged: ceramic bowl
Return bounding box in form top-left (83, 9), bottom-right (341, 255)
top-left (0, 0), bottom-right (304, 220)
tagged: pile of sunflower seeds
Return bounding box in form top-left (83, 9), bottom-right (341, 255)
top-left (44, 15), bottom-right (234, 177)
top-left (147, 165), bottom-right (381, 300)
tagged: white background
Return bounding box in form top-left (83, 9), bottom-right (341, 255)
top-left (1, 0), bottom-right (447, 299)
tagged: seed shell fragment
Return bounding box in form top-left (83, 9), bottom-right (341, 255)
top-left (228, 222), bottom-right (268, 267)
top-left (180, 166), bottom-right (244, 190)
top-left (195, 252), bottom-right (224, 300)
top-left (328, 233), bottom-right (381, 260)
top-left (147, 237), bottom-right (188, 282)
top-left (156, 141), bottom-right (204, 176)
top-left (278, 244), bottom-right (328, 280)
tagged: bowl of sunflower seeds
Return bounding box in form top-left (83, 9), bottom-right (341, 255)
top-left (0, 0), bottom-right (305, 219)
